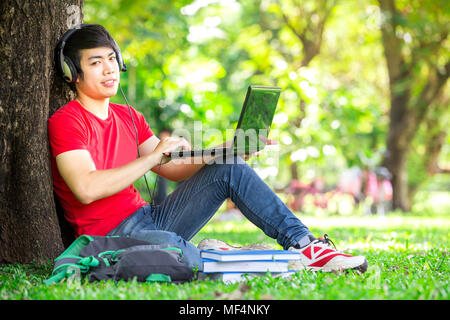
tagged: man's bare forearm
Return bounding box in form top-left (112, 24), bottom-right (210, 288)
top-left (152, 155), bottom-right (214, 182)
top-left (82, 152), bottom-right (163, 204)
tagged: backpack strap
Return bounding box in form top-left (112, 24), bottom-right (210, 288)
top-left (162, 247), bottom-right (183, 256)
top-left (44, 235), bottom-right (96, 285)
top-left (44, 256), bottom-right (101, 285)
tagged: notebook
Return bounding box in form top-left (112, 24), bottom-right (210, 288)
top-left (202, 259), bottom-right (289, 273)
top-left (167, 85), bottom-right (281, 159)
top-left (200, 249), bottom-right (301, 262)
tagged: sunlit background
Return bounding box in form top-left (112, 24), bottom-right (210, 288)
top-left (83, 0), bottom-right (449, 215)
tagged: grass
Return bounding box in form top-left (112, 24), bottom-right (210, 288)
top-left (1, 208), bottom-right (448, 300)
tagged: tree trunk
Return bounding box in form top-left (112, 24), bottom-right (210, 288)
top-left (0, 0), bottom-right (83, 263)
top-left (383, 134), bottom-right (411, 211)
top-left (382, 85), bottom-right (418, 211)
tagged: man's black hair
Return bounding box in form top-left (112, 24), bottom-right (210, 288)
top-left (63, 24), bottom-right (117, 90)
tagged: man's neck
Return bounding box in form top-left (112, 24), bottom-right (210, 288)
top-left (76, 94), bottom-right (110, 120)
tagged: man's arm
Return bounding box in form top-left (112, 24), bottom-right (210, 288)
top-left (140, 135), bottom-right (278, 182)
top-left (56, 137), bottom-right (190, 204)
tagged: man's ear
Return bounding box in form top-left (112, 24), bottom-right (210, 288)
top-left (75, 72), bottom-right (83, 83)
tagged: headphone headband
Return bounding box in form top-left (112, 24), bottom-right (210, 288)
top-left (55, 23), bottom-right (127, 83)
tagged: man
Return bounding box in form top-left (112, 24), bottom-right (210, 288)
top-left (48, 24), bottom-right (368, 273)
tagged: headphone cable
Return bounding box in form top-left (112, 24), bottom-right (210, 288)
top-left (119, 83), bottom-right (159, 207)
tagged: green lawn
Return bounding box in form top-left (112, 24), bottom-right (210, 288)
top-left (1, 209), bottom-right (448, 300)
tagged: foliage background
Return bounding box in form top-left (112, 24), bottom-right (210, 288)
top-left (83, 0), bottom-right (449, 208)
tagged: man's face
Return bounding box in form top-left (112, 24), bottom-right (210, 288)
top-left (75, 46), bottom-right (120, 99)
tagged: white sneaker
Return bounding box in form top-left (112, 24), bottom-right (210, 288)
top-left (288, 234), bottom-right (368, 273)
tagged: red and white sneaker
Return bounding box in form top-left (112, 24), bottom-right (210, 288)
top-left (288, 234), bottom-right (368, 273)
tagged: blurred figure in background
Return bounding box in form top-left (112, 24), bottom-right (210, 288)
top-left (363, 167), bottom-right (393, 216)
top-left (337, 167), bottom-right (363, 205)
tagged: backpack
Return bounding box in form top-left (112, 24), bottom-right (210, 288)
top-left (44, 235), bottom-right (196, 285)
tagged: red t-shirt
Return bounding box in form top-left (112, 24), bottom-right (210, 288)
top-left (48, 100), bottom-right (154, 237)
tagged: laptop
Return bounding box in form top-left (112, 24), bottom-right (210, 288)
top-left (168, 85), bottom-right (281, 159)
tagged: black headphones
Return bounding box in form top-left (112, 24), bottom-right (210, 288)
top-left (55, 23), bottom-right (127, 83)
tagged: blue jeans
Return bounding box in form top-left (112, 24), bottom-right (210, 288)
top-left (107, 157), bottom-right (312, 270)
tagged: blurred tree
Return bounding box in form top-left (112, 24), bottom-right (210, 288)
top-left (83, 0), bottom-right (449, 209)
top-left (377, 0), bottom-right (449, 211)
top-left (274, 0), bottom-right (337, 68)
top-left (408, 94), bottom-right (449, 201)
top-left (242, 0), bottom-right (391, 188)
top-left (250, 0), bottom-right (338, 180)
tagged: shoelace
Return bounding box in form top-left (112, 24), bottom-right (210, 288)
top-left (316, 234), bottom-right (337, 250)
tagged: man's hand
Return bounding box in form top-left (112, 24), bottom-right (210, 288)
top-left (244, 135), bottom-right (278, 161)
top-left (153, 136), bottom-right (191, 165)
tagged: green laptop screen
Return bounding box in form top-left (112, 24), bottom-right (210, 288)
top-left (233, 86), bottom-right (281, 154)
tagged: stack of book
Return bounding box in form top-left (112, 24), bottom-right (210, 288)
top-left (200, 249), bottom-right (301, 283)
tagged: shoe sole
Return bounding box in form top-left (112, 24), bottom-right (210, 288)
top-left (306, 257), bottom-right (369, 274)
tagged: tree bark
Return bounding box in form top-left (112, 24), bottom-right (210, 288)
top-left (382, 86), bottom-right (416, 211)
top-left (0, 0), bottom-right (83, 263)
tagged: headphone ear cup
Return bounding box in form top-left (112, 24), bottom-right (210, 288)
top-left (62, 57), bottom-right (77, 83)
top-left (119, 57), bottom-right (127, 72)
top-left (117, 51), bottom-right (127, 72)
top-left (112, 39), bottom-right (127, 72)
